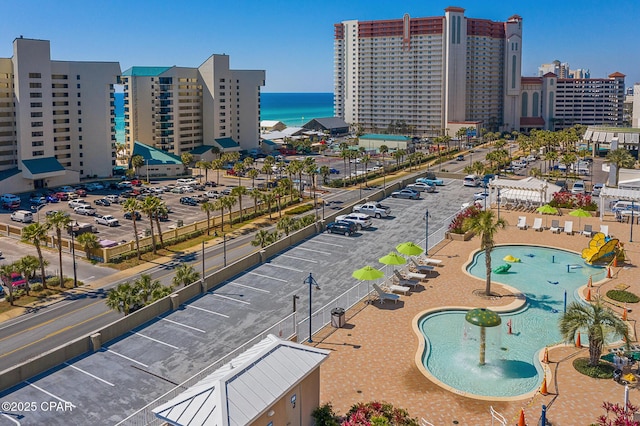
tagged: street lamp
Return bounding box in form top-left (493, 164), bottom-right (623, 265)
top-left (303, 272), bottom-right (320, 343)
top-left (223, 233), bottom-right (227, 267)
top-left (424, 208), bottom-right (430, 255)
top-left (497, 188), bottom-right (501, 220)
top-left (145, 159), bottom-right (150, 183)
top-left (69, 221), bottom-right (78, 288)
top-left (201, 240), bottom-right (206, 286)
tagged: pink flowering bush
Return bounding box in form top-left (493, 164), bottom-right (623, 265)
top-left (448, 204), bottom-right (482, 234)
top-left (550, 192), bottom-right (597, 210)
top-left (597, 401), bottom-right (640, 425)
top-left (342, 402), bottom-right (419, 426)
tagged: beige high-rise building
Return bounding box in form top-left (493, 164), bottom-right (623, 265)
top-left (333, 6), bottom-right (523, 136)
top-left (0, 37), bottom-right (120, 193)
top-left (121, 55), bottom-right (265, 157)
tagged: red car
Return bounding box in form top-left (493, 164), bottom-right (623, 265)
top-left (75, 189), bottom-right (87, 197)
top-left (9, 272), bottom-right (27, 288)
top-left (131, 179), bottom-right (142, 186)
top-left (54, 192), bottom-right (69, 201)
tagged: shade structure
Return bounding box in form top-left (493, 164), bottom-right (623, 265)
top-left (378, 252), bottom-right (407, 266)
top-left (569, 208), bottom-right (592, 228)
top-left (352, 266), bottom-right (385, 281)
top-left (465, 308), bottom-right (502, 365)
top-left (395, 242), bottom-right (424, 257)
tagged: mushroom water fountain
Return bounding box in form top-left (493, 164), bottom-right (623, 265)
top-left (465, 308), bottom-right (502, 365)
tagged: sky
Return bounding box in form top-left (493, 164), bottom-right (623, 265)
top-left (1, 0), bottom-right (639, 93)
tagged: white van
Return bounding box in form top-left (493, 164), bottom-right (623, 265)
top-left (463, 175), bottom-right (481, 187)
top-left (177, 178), bottom-right (198, 186)
top-left (10, 210), bottom-right (33, 223)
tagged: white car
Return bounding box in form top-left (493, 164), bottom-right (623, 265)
top-left (74, 205), bottom-right (97, 216)
top-left (473, 191), bottom-right (489, 201)
top-left (335, 213), bottom-right (373, 230)
top-left (407, 182), bottom-right (435, 193)
top-left (95, 214), bottom-right (119, 227)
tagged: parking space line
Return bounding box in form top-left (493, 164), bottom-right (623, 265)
top-left (279, 254), bottom-right (317, 263)
top-left (226, 282), bottom-right (270, 293)
top-left (263, 263), bottom-right (303, 272)
top-left (188, 305), bottom-right (229, 318)
top-left (26, 381), bottom-right (77, 408)
top-left (64, 362), bottom-right (115, 386)
top-left (296, 247), bottom-right (332, 255)
top-left (160, 317), bottom-right (206, 333)
top-left (312, 240), bottom-right (344, 247)
top-left (133, 332), bottom-right (179, 349)
top-left (105, 349), bottom-right (149, 368)
top-left (247, 272), bottom-right (287, 282)
top-left (0, 412), bottom-right (20, 425)
top-left (213, 294), bottom-right (251, 305)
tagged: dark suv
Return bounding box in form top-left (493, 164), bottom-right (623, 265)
top-left (326, 221), bottom-right (357, 236)
top-left (180, 196), bottom-right (198, 206)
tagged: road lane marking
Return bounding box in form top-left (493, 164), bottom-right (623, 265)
top-left (26, 381), bottom-right (77, 408)
top-left (105, 349), bottom-right (149, 368)
top-left (160, 318), bottom-right (206, 333)
top-left (0, 310), bottom-right (112, 360)
top-left (247, 272), bottom-right (287, 282)
top-left (64, 362), bottom-right (115, 386)
top-left (311, 240), bottom-right (344, 247)
top-left (188, 305), bottom-right (229, 318)
top-left (133, 332), bottom-right (179, 349)
top-left (0, 299), bottom-right (87, 333)
top-left (295, 247), bottom-right (332, 255)
top-left (213, 294), bottom-right (251, 305)
top-left (226, 282), bottom-right (270, 293)
top-left (263, 263), bottom-right (303, 272)
top-left (279, 254), bottom-right (317, 263)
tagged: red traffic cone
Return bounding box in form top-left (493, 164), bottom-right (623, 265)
top-left (507, 319), bottom-right (513, 335)
top-left (623, 306), bottom-right (628, 321)
top-left (518, 408), bottom-right (526, 426)
top-left (607, 267), bottom-right (612, 279)
top-left (614, 257), bottom-right (618, 267)
top-left (586, 287), bottom-right (591, 301)
top-left (540, 374), bottom-right (548, 395)
top-left (576, 331), bottom-right (582, 348)
top-left (543, 347), bottom-right (549, 364)
top-left (587, 275), bottom-right (592, 287)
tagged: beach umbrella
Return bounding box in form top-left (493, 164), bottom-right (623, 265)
top-left (352, 266), bottom-right (385, 281)
top-left (537, 204), bottom-right (558, 228)
top-left (569, 208), bottom-right (591, 229)
top-left (379, 252), bottom-right (407, 280)
top-left (465, 308), bottom-right (501, 365)
top-left (395, 241), bottom-right (424, 257)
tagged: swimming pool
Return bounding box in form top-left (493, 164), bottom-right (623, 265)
top-left (417, 245), bottom-right (603, 399)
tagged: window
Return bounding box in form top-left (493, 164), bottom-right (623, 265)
top-left (28, 73), bottom-right (41, 78)
top-left (29, 82), bottom-right (42, 88)
top-left (33, 150), bottom-right (44, 156)
top-left (78, 127), bottom-right (82, 132)
top-left (77, 84), bottom-right (81, 89)
top-left (78, 118), bottom-right (82, 123)
top-left (32, 141), bottom-right (44, 147)
top-left (77, 101), bottom-right (81, 106)
top-left (30, 92), bottom-right (42, 98)
top-left (76, 75), bottom-right (80, 80)
top-left (31, 121), bottom-right (43, 127)
top-left (30, 102), bottom-right (42, 108)
top-left (32, 131), bottom-right (43, 137)
top-left (31, 112), bottom-right (43, 117)
top-left (77, 93), bottom-right (81, 97)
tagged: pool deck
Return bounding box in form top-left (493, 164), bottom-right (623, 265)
top-left (312, 210), bottom-right (640, 425)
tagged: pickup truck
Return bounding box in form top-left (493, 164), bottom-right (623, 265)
top-left (353, 202), bottom-right (391, 218)
top-left (95, 214), bottom-right (119, 227)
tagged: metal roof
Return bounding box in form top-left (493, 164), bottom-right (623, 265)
top-left (303, 117), bottom-right (348, 130)
top-left (21, 157), bottom-right (65, 175)
top-left (132, 141), bottom-right (182, 165)
top-left (214, 138), bottom-right (240, 149)
top-left (153, 335), bottom-right (329, 426)
top-left (121, 66), bottom-right (172, 77)
top-left (190, 145), bottom-right (215, 155)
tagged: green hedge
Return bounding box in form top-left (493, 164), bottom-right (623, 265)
top-left (285, 204), bottom-right (314, 215)
top-left (606, 289), bottom-right (640, 303)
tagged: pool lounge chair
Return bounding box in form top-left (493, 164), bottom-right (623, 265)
top-left (418, 257), bottom-right (443, 266)
top-left (393, 269), bottom-right (420, 287)
top-left (372, 283), bottom-right (400, 303)
top-left (564, 221), bottom-right (574, 235)
top-left (582, 224), bottom-right (593, 237)
top-left (532, 217), bottom-right (543, 232)
top-left (410, 258), bottom-right (435, 273)
top-left (517, 216), bottom-right (528, 230)
top-left (384, 283), bottom-right (410, 295)
top-left (550, 220), bottom-right (563, 234)
top-left (404, 270), bottom-right (427, 281)
top-left (600, 224), bottom-right (609, 237)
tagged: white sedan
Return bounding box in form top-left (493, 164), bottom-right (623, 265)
top-left (407, 182), bottom-right (435, 193)
top-left (335, 213), bottom-right (373, 230)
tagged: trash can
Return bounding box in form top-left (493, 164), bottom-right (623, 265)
top-left (331, 307), bottom-right (346, 328)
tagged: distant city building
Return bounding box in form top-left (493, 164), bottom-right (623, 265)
top-left (538, 60), bottom-right (570, 78)
top-left (0, 37), bottom-right (120, 193)
top-left (333, 7), bottom-right (523, 136)
top-left (633, 83), bottom-right (640, 128)
top-left (121, 55), bottom-right (265, 158)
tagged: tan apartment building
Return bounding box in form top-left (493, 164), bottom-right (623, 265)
top-left (0, 37), bottom-right (120, 193)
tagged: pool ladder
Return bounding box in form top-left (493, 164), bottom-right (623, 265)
top-left (490, 406), bottom-right (507, 425)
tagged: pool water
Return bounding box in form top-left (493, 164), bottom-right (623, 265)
top-left (418, 245), bottom-right (603, 398)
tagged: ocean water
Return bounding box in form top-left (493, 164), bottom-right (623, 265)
top-left (112, 92), bottom-right (335, 143)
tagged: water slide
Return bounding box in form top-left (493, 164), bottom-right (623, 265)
top-left (581, 233), bottom-right (625, 265)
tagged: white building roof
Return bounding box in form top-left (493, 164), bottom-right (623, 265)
top-left (489, 177), bottom-right (561, 204)
top-left (260, 120), bottom-right (284, 128)
top-left (153, 335), bottom-right (329, 426)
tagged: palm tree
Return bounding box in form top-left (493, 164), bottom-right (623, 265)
top-left (151, 285), bottom-right (173, 302)
top-left (606, 148), bottom-right (636, 186)
top-left (21, 222), bottom-right (50, 289)
top-left (463, 210), bottom-right (507, 296)
top-left (212, 198), bottom-right (225, 231)
top-left (131, 155), bottom-right (145, 178)
top-left (195, 160), bottom-right (208, 183)
top-left (251, 229), bottom-right (273, 248)
top-left (201, 201), bottom-right (215, 235)
top-left (247, 168), bottom-right (259, 189)
top-left (172, 264), bottom-right (200, 287)
top-left (319, 165), bottom-right (330, 185)
top-left (140, 196), bottom-right (161, 254)
top-left (211, 158), bottom-right (224, 185)
top-left (277, 216), bottom-right (295, 236)
top-left (181, 152), bottom-right (194, 175)
top-left (47, 211), bottom-right (71, 288)
top-left (379, 144), bottom-right (389, 189)
top-left (0, 263), bottom-right (17, 305)
top-left (222, 195), bottom-right (237, 227)
top-left (273, 185), bottom-right (286, 218)
top-left (262, 191), bottom-right (276, 220)
top-left (249, 188), bottom-right (262, 214)
top-left (105, 282), bottom-right (140, 316)
top-left (560, 299), bottom-right (629, 366)
top-left (232, 161), bottom-right (245, 186)
top-left (17, 255), bottom-right (40, 284)
top-left (153, 202), bottom-right (168, 249)
top-left (231, 186), bottom-right (248, 221)
top-left (134, 274), bottom-right (161, 303)
top-left (201, 160), bottom-right (212, 184)
top-left (76, 232), bottom-right (100, 262)
top-left (210, 145), bottom-right (221, 159)
top-left (123, 198), bottom-right (142, 260)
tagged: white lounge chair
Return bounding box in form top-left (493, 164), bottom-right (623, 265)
top-left (517, 216), bottom-right (528, 230)
top-left (600, 224), bottom-right (609, 237)
top-left (564, 220), bottom-right (573, 235)
top-left (550, 220), bottom-right (563, 234)
top-left (410, 258), bottom-right (435, 273)
top-left (404, 269), bottom-right (427, 280)
top-left (372, 283), bottom-right (400, 303)
top-left (384, 283), bottom-right (410, 295)
top-left (393, 269), bottom-right (420, 287)
top-left (532, 217), bottom-right (543, 232)
top-left (582, 224), bottom-right (593, 237)
top-left (419, 257), bottom-right (443, 266)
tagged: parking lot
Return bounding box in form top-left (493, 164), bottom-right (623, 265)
top-left (0, 177), bottom-right (483, 425)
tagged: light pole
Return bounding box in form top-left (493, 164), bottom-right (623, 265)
top-left (497, 188), bottom-right (501, 220)
top-left (424, 208), bottom-right (430, 255)
top-left (145, 159), bottom-right (150, 183)
top-left (631, 201), bottom-right (634, 243)
top-left (314, 193), bottom-right (318, 222)
top-left (201, 240), bottom-right (206, 285)
top-left (223, 234), bottom-right (227, 267)
top-left (69, 221), bottom-right (78, 288)
top-left (303, 272), bottom-right (320, 343)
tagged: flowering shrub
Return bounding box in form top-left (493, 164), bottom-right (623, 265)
top-left (597, 401), bottom-right (640, 425)
top-left (550, 192), bottom-right (597, 210)
top-left (342, 401), bottom-right (419, 426)
top-left (448, 204), bottom-right (482, 234)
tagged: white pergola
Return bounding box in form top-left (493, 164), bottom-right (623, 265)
top-left (488, 177), bottom-right (560, 208)
top-left (599, 186), bottom-right (640, 220)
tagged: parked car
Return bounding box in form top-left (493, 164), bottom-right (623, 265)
top-left (193, 194), bottom-right (209, 203)
top-left (205, 190), bottom-right (219, 199)
top-left (571, 180), bottom-right (586, 195)
top-left (29, 195), bottom-right (47, 205)
top-left (10, 210), bottom-right (33, 223)
top-left (406, 182), bottom-right (435, 193)
top-left (391, 188), bottom-right (420, 200)
top-left (94, 198), bottom-right (111, 206)
top-left (456, 154), bottom-right (465, 161)
top-left (75, 188), bottom-right (87, 197)
top-left (170, 186), bottom-right (185, 194)
top-left (326, 221), bottom-right (357, 236)
top-left (54, 192), bottom-right (69, 201)
top-left (45, 194), bottom-right (59, 203)
top-left (45, 210), bottom-right (70, 218)
top-left (95, 214), bottom-right (119, 227)
top-left (74, 205), bottom-right (97, 216)
top-left (179, 196), bottom-right (198, 206)
top-left (68, 199), bottom-right (90, 209)
top-left (329, 168), bottom-right (340, 174)
top-left (117, 181), bottom-right (133, 189)
top-left (473, 191), bottom-right (490, 201)
top-left (416, 173), bottom-right (444, 186)
top-left (105, 194), bottom-right (120, 204)
top-left (123, 211), bottom-right (142, 221)
top-left (592, 183), bottom-right (604, 196)
top-left (335, 213), bottom-right (373, 230)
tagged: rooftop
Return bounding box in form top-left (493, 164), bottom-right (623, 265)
top-left (122, 66), bottom-right (172, 77)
